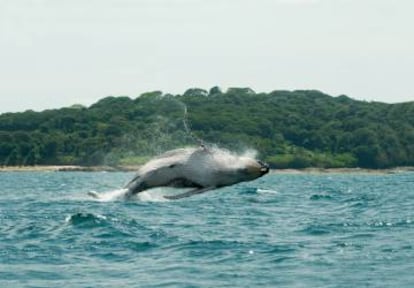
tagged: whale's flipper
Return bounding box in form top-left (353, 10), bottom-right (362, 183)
top-left (164, 186), bottom-right (215, 200)
top-left (124, 174), bottom-right (141, 190)
top-left (87, 191), bottom-right (101, 199)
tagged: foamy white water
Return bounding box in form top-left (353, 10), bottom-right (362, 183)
top-left (88, 187), bottom-right (175, 202)
top-left (88, 188), bottom-right (129, 202)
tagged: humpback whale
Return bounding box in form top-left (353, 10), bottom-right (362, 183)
top-left (121, 146), bottom-right (269, 200)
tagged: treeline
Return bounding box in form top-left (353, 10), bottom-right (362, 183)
top-left (1, 87), bottom-right (413, 168)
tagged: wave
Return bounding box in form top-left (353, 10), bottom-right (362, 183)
top-left (65, 212), bottom-right (108, 228)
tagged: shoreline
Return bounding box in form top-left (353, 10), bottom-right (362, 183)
top-left (0, 165), bottom-right (140, 172)
top-left (1, 165), bottom-right (413, 174)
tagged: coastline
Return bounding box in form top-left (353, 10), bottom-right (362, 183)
top-left (0, 165), bottom-right (140, 172)
top-left (269, 167), bottom-right (414, 174)
top-left (1, 165), bottom-right (413, 174)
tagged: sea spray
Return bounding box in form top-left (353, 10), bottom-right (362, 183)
top-left (101, 97), bottom-right (197, 166)
top-left (100, 96), bottom-right (261, 169)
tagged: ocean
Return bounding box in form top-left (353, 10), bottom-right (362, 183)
top-left (1, 171), bottom-right (413, 287)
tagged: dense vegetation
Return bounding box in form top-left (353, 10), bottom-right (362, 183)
top-left (1, 88), bottom-right (413, 168)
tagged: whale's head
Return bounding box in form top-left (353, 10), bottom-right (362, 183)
top-left (206, 152), bottom-right (269, 187)
top-left (237, 158), bottom-right (270, 181)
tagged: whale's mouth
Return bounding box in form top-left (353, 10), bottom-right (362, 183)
top-left (258, 160), bottom-right (270, 175)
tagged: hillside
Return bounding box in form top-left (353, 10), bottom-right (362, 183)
top-left (1, 88), bottom-right (413, 168)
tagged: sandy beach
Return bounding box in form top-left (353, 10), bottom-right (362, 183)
top-left (1, 165), bottom-right (413, 174)
top-left (0, 165), bottom-right (140, 172)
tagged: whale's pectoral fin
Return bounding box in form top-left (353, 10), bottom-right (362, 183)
top-left (164, 186), bottom-right (215, 200)
top-left (124, 174), bottom-right (141, 189)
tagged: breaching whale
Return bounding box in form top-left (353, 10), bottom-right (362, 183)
top-left (123, 146), bottom-right (269, 200)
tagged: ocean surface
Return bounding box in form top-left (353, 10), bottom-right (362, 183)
top-left (1, 171), bottom-right (414, 287)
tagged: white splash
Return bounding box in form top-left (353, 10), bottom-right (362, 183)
top-left (197, 145), bottom-right (260, 170)
top-left (240, 148), bottom-right (258, 160)
top-left (256, 188), bottom-right (278, 194)
top-left (88, 187), bottom-right (171, 202)
top-left (88, 188), bottom-right (129, 202)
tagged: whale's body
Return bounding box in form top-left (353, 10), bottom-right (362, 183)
top-left (122, 146), bottom-right (269, 199)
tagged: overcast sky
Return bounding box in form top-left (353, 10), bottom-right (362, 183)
top-left (1, 0), bottom-right (413, 113)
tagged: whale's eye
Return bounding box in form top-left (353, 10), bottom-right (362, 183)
top-left (169, 164), bottom-right (177, 168)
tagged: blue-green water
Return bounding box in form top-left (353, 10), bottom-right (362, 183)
top-left (1, 171), bottom-right (414, 287)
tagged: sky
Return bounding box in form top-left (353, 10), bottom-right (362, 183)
top-left (1, 0), bottom-right (413, 113)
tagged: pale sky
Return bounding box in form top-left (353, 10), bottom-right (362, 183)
top-left (1, 0), bottom-right (413, 113)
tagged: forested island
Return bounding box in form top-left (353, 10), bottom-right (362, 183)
top-left (1, 87), bottom-right (413, 169)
